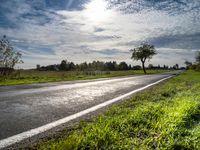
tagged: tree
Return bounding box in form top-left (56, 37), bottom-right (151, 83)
top-left (196, 51), bottom-right (200, 63)
top-left (173, 64), bottom-right (179, 70)
top-left (69, 62), bottom-right (75, 70)
top-left (0, 35), bottom-right (23, 75)
top-left (131, 43), bottom-right (156, 74)
top-left (119, 61), bottom-right (128, 70)
top-left (60, 60), bottom-right (67, 71)
top-left (148, 64), bottom-right (154, 69)
top-left (79, 62), bottom-right (88, 71)
top-left (132, 65), bottom-right (142, 70)
top-left (185, 61), bottom-right (192, 66)
top-left (184, 61), bottom-right (192, 69)
top-left (104, 61), bottom-right (116, 71)
top-left (128, 64), bottom-right (132, 70)
top-left (175, 64), bottom-right (179, 69)
top-left (36, 64), bottom-right (40, 70)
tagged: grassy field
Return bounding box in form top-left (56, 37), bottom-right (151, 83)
top-left (0, 69), bottom-right (170, 85)
top-left (29, 70), bottom-right (200, 150)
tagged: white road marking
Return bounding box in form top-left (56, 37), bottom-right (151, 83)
top-left (0, 76), bottom-right (173, 149)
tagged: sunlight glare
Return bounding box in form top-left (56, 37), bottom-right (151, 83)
top-left (83, 0), bottom-right (110, 23)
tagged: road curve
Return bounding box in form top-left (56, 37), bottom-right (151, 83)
top-left (0, 71), bottom-right (181, 148)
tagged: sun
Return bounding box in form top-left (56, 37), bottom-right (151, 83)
top-left (83, 0), bottom-right (110, 24)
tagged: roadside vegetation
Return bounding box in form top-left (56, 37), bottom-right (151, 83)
top-left (0, 69), bottom-right (170, 85)
top-left (29, 70), bottom-right (200, 150)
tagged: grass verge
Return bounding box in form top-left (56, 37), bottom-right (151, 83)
top-left (28, 70), bottom-right (200, 150)
top-left (0, 69), bottom-right (170, 86)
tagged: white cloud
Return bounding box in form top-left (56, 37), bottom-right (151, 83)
top-left (1, 0), bottom-right (199, 68)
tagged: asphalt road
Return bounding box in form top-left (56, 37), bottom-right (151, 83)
top-left (0, 71), bottom-right (181, 144)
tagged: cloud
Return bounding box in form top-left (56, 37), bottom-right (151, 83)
top-left (107, 0), bottom-right (200, 15)
top-left (78, 45), bottom-right (128, 55)
top-left (120, 32), bottom-right (200, 50)
top-left (94, 27), bottom-right (105, 32)
top-left (45, 0), bottom-right (90, 10)
top-left (148, 32), bottom-right (200, 49)
top-left (0, 0), bottom-right (200, 68)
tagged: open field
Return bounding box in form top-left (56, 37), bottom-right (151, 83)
top-left (0, 69), bottom-right (171, 86)
top-left (28, 70), bottom-right (200, 150)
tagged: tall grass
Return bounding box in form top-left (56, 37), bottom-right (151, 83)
top-left (30, 70), bottom-right (200, 150)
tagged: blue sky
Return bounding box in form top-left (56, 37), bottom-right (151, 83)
top-left (0, 0), bottom-right (200, 68)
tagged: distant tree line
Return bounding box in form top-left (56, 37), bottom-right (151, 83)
top-left (37, 60), bottom-right (133, 71)
top-left (37, 60), bottom-right (179, 72)
top-left (148, 64), bottom-right (181, 70)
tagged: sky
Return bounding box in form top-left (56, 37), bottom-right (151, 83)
top-left (0, 0), bottom-right (200, 68)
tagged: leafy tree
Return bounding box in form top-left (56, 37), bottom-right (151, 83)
top-left (173, 64), bottom-right (179, 70)
top-left (0, 35), bottom-right (23, 75)
top-left (79, 62), bottom-right (88, 71)
top-left (189, 52), bottom-right (200, 71)
top-left (104, 61), bottom-right (117, 71)
top-left (69, 62), bottom-right (75, 70)
top-left (131, 43), bottom-right (156, 74)
top-left (36, 64), bottom-right (40, 70)
top-left (175, 64), bottom-right (179, 69)
top-left (119, 61), bottom-right (128, 70)
top-left (185, 61), bottom-right (192, 66)
top-left (60, 60), bottom-right (67, 71)
top-left (163, 65), bottom-right (169, 69)
top-left (132, 65), bottom-right (142, 70)
top-left (148, 64), bottom-right (153, 69)
top-left (184, 61), bottom-right (192, 69)
top-left (128, 64), bottom-right (132, 70)
top-left (196, 51), bottom-right (200, 63)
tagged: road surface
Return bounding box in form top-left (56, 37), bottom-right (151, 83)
top-left (0, 71), bottom-right (181, 148)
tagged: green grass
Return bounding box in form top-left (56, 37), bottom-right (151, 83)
top-left (29, 70), bottom-right (200, 150)
top-left (0, 69), bottom-right (170, 86)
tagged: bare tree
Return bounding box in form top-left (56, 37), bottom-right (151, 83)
top-left (131, 43), bottom-right (157, 74)
top-left (0, 35), bottom-right (23, 75)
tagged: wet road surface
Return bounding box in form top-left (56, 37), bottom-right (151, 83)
top-left (0, 71), bottom-right (180, 141)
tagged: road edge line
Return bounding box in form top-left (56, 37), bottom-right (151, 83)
top-left (0, 75), bottom-right (173, 149)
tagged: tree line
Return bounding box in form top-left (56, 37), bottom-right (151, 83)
top-left (37, 60), bottom-right (180, 72)
top-left (37, 60), bottom-right (137, 71)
